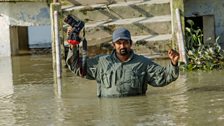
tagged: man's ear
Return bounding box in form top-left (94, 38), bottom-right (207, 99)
top-left (112, 43), bottom-right (115, 48)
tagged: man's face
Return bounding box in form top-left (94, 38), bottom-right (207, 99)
top-left (113, 39), bottom-right (132, 56)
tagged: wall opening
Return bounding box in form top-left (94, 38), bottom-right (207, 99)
top-left (185, 15), bottom-right (215, 45)
top-left (10, 25), bottom-right (52, 56)
top-left (185, 16), bottom-right (203, 31)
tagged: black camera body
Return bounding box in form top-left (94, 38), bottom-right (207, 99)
top-left (64, 15), bottom-right (85, 45)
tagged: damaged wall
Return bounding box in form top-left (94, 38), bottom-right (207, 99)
top-left (0, 1), bottom-right (50, 57)
top-left (0, 2), bottom-right (50, 26)
top-left (184, 0), bottom-right (224, 46)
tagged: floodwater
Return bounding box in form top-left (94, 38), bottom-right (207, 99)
top-left (1, 54), bottom-right (224, 126)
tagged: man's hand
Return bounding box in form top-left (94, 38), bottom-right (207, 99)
top-left (168, 49), bottom-right (180, 66)
top-left (67, 26), bottom-right (72, 36)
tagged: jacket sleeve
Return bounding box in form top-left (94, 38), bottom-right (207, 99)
top-left (66, 47), bottom-right (100, 80)
top-left (66, 47), bottom-right (82, 76)
top-left (146, 61), bottom-right (179, 87)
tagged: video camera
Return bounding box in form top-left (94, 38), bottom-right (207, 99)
top-left (64, 15), bottom-right (85, 45)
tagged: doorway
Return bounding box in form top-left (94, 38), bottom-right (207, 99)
top-left (10, 25), bottom-right (52, 56)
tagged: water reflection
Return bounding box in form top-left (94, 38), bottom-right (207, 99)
top-left (11, 55), bottom-right (53, 85)
top-left (0, 55), bottom-right (224, 125)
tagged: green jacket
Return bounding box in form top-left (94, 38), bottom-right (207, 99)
top-left (66, 47), bottom-right (179, 97)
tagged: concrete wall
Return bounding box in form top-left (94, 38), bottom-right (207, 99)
top-left (0, 2), bottom-right (50, 26)
top-left (184, 0), bottom-right (224, 46)
top-left (0, 2), bottom-right (50, 57)
top-left (0, 15), bottom-right (11, 57)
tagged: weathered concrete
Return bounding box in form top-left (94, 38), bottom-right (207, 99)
top-left (0, 2), bottom-right (50, 26)
top-left (0, 16), bottom-right (11, 57)
top-left (184, 0), bottom-right (224, 47)
top-left (0, 1), bottom-right (50, 57)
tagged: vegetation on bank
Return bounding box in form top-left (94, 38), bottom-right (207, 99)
top-left (180, 20), bottom-right (224, 71)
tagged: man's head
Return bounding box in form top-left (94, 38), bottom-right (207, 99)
top-left (112, 28), bottom-right (132, 56)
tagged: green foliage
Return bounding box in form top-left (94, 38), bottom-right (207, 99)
top-left (180, 20), bottom-right (224, 71)
top-left (185, 20), bottom-right (203, 50)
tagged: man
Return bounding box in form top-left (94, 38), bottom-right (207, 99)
top-left (66, 27), bottom-right (180, 97)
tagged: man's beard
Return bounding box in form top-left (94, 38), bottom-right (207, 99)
top-left (119, 48), bottom-right (129, 56)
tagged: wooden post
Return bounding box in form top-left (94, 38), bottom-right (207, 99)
top-left (50, 3), bottom-right (58, 77)
top-left (54, 11), bottom-right (62, 78)
top-left (50, 2), bottom-right (62, 96)
top-left (176, 8), bottom-right (187, 64)
top-left (171, 0), bottom-right (184, 49)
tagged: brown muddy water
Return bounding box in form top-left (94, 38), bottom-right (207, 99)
top-left (0, 54), bottom-right (224, 126)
